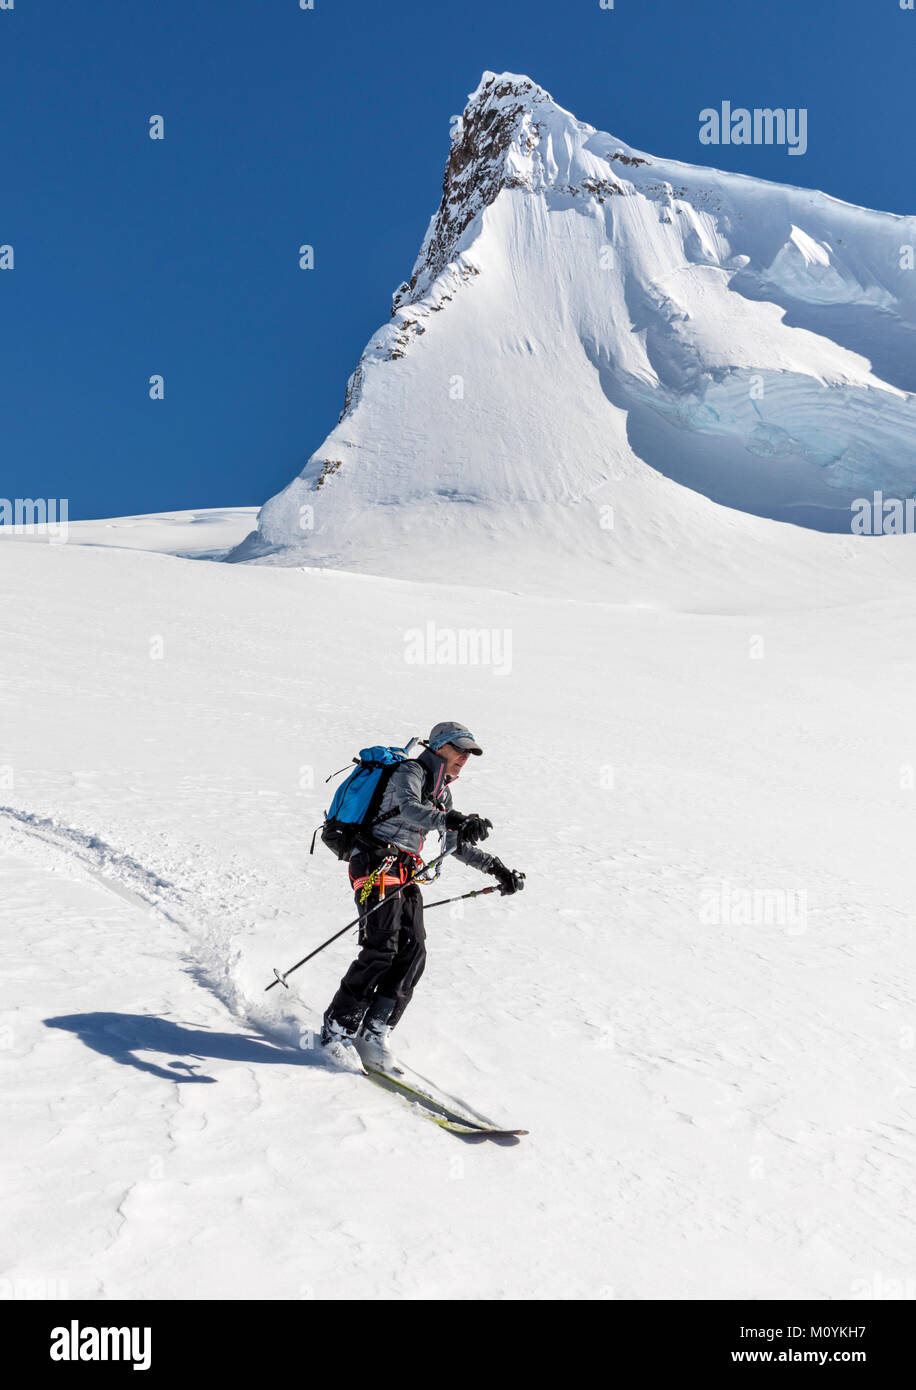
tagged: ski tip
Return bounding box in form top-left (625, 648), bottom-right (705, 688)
top-left (440, 1123), bottom-right (529, 1139)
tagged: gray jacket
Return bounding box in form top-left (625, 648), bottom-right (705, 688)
top-left (368, 746), bottom-right (494, 873)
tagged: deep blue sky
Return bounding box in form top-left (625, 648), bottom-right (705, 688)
top-left (1, 0), bottom-right (910, 521)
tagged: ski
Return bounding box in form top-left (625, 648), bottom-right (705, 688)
top-left (363, 1064), bottom-right (528, 1138)
top-left (281, 994), bottom-right (527, 1136)
top-left (430, 1117), bottom-right (528, 1139)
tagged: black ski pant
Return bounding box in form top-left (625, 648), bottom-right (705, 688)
top-left (325, 852), bottom-right (427, 1033)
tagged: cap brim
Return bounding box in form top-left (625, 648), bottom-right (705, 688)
top-left (452, 739), bottom-right (483, 755)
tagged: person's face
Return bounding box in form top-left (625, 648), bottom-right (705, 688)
top-left (439, 742), bottom-right (470, 778)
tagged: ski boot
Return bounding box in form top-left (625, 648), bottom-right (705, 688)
top-left (354, 996), bottom-right (402, 1075)
top-left (320, 1014), bottom-right (365, 1074)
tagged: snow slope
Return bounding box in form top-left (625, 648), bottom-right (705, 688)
top-left (2, 522), bottom-right (916, 1299)
top-left (0, 508), bottom-right (257, 560)
top-left (231, 71), bottom-right (916, 582)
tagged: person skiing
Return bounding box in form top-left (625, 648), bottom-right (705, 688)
top-left (321, 722), bottom-right (525, 1070)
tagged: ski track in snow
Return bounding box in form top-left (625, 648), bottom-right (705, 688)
top-left (0, 802), bottom-right (400, 1299)
top-left (0, 804), bottom-right (313, 1057)
top-left (0, 805), bottom-right (515, 1140)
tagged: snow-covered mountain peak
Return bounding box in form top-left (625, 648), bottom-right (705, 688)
top-left (232, 72), bottom-right (916, 588)
top-left (395, 71), bottom-right (634, 309)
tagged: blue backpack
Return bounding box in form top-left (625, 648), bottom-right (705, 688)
top-left (311, 741), bottom-right (419, 861)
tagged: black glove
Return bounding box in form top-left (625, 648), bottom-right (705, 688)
top-left (445, 811), bottom-right (492, 850)
top-left (489, 858), bottom-right (525, 895)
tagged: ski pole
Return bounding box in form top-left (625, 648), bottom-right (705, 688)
top-left (266, 848), bottom-right (454, 991)
top-left (420, 885), bottom-right (501, 911)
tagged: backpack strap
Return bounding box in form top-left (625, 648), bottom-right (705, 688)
top-left (355, 757), bottom-right (435, 851)
top-left (351, 760), bottom-right (404, 850)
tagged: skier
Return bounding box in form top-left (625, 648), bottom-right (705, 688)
top-left (321, 722), bottom-right (525, 1070)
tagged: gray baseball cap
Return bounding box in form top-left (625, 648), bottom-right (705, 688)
top-left (428, 722), bottom-right (483, 756)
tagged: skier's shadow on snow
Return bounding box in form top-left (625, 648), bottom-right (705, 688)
top-left (44, 1012), bottom-right (308, 1084)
